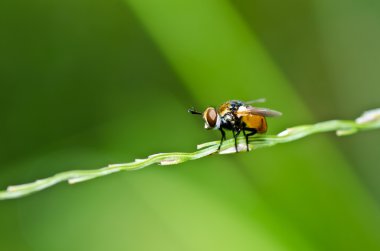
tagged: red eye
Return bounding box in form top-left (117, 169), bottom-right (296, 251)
top-left (204, 108), bottom-right (217, 127)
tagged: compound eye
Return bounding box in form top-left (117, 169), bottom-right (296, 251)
top-left (204, 107), bottom-right (217, 128)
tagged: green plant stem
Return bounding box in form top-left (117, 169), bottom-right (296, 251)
top-left (1, 108), bottom-right (379, 200)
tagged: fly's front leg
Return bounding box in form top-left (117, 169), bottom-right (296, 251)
top-left (217, 128), bottom-right (226, 151)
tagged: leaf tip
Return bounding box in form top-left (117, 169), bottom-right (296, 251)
top-left (356, 108), bottom-right (380, 124)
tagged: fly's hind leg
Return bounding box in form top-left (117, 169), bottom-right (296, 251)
top-left (243, 128), bottom-right (257, 152)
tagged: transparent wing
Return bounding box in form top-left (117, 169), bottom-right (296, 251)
top-left (237, 106), bottom-right (282, 117)
top-left (244, 98), bottom-right (266, 104)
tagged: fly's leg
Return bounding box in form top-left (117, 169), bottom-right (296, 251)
top-left (243, 128), bottom-right (257, 152)
top-left (242, 130), bottom-right (248, 151)
top-left (232, 130), bottom-right (237, 152)
top-left (232, 129), bottom-right (241, 152)
top-left (217, 128), bottom-right (226, 151)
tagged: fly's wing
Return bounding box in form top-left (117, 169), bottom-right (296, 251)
top-left (244, 98), bottom-right (266, 104)
top-left (237, 106), bottom-right (282, 117)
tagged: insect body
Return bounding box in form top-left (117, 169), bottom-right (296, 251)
top-left (189, 99), bottom-right (282, 152)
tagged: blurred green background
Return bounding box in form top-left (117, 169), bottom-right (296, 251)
top-left (1, 0), bottom-right (380, 250)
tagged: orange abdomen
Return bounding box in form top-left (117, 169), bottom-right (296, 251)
top-left (241, 115), bottom-right (267, 133)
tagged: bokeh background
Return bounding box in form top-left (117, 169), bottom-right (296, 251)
top-left (1, 0), bottom-right (380, 250)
